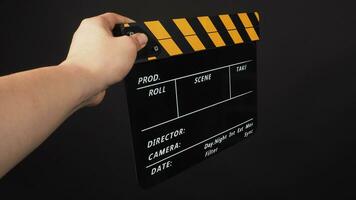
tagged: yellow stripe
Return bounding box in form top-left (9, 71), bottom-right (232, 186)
top-left (148, 56), bottom-right (157, 60)
top-left (197, 16), bottom-right (217, 32)
top-left (254, 12), bottom-right (260, 22)
top-left (159, 39), bottom-right (183, 56)
top-left (144, 21), bottom-right (171, 40)
top-left (238, 13), bottom-right (253, 28)
top-left (219, 14), bottom-right (243, 44)
top-left (208, 32), bottom-right (226, 47)
top-left (245, 28), bottom-right (260, 41)
top-left (219, 14), bottom-right (236, 30)
top-left (198, 16), bottom-right (226, 47)
top-left (173, 18), bottom-right (205, 51)
top-left (228, 30), bottom-right (244, 44)
top-left (173, 18), bottom-right (196, 36)
top-left (185, 35), bottom-right (206, 51)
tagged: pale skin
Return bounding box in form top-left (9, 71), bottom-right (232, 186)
top-left (0, 13), bottom-right (148, 178)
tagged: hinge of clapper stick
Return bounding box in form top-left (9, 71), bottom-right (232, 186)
top-left (113, 12), bottom-right (260, 63)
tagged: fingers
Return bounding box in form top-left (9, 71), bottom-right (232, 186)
top-left (98, 12), bottom-right (135, 29)
top-left (82, 12), bottom-right (135, 31)
top-left (98, 13), bottom-right (148, 51)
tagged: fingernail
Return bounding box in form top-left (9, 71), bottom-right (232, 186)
top-left (136, 33), bottom-right (148, 47)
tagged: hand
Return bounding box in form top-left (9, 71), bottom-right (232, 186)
top-left (61, 12), bottom-right (148, 106)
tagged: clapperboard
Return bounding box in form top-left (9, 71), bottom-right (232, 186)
top-left (114, 11), bottom-right (260, 188)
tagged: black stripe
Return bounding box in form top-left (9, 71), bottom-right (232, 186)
top-left (229, 14), bottom-right (251, 43)
top-left (188, 17), bottom-right (216, 50)
top-left (210, 15), bottom-right (234, 46)
top-left (229, 14), bottom-right (245, 29)
top-left (160, 19), bottom-right (194, 54)
top-left (254, 27), bottom-right (261, 39)
top-left (247, 13), bottom-right (259, 27)
top-left (156, 44), bottom-right (169, 59)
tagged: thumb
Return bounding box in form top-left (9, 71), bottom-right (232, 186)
top-left (114, 33), bottom-right (148, 65)
top-left (129, 33), bottom-right (148, 50)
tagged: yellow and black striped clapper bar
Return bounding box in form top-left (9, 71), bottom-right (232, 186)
top-left (113, 12), bottom-right (260, 188)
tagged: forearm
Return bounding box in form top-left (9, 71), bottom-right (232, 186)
top-left (0, 64), bottom-right (93, 177)
top-left (0, 12), bottom-right (146, 179)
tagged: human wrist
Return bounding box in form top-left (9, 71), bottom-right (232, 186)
top-left (57, 61), bottom-right (103, 108)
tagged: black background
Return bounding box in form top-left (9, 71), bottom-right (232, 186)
top-left (0, 0), bottom-right (356, 199)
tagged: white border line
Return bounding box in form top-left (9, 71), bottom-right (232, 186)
top-left (141, 90), bottom-right (254, 132)
top-left (136, 60), bottom-right (253, 90)
top-left (174, 80), bottom-right (180, 117)
top-left (228, 66), bottom-right (232, 98)
top-left (145, 118), bottom-right (254, 168)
